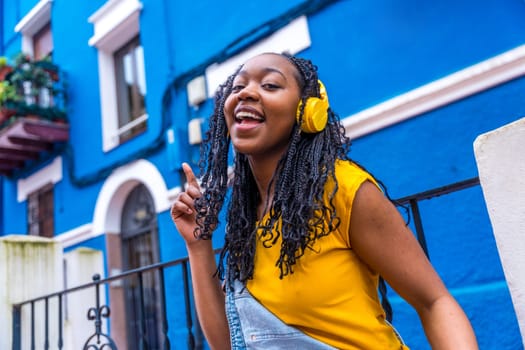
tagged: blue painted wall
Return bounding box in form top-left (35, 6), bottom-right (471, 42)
top-left (1, 0), bottom-right (524, 348)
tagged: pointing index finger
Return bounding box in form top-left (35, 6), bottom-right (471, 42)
top-left (182, 162), bottom-right (199, 187)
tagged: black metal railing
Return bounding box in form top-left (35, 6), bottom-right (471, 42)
top-left (394, 177), bottom-right (480, 259)
top-left (11, 177), bottom-right (481, 350)
top-left (11, 255), bottom-right (209, 350)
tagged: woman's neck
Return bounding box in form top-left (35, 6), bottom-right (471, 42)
top-left (248, 154), bottom-right (282, 220)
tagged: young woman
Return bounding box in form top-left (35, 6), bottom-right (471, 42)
top-left (170, 52), bottom-right (478, 349)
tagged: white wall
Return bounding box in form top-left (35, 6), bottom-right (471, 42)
top-left (0, 236), bottom-right (106, 349)
top-left (63, 247), bottom-right (105, 349)
top-left (0, 235), bottom-right (62, 350)
top-left (474, 117), bottom-right (525, 347)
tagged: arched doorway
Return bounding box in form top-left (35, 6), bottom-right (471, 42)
top-left (121, 184), bottom-right (162, 349)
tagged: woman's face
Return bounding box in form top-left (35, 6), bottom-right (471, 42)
top-left (223, 53), bottom-right (302, 158)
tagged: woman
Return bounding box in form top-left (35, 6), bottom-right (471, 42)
top-left (171, 52), bottom-right (478, 349)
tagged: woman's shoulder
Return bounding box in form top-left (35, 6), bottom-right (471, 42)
top-left (333, 159), bottom-right (377, 187)
top-left (324, 160), bottom-right (374, 203)
top-left (325, 160), bottom-right (380, 247)
top-left (330, 159), bottom-right (382, 214)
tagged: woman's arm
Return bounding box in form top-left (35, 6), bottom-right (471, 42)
top-left (349, 181), bottom-right (478, 349)
top-left (171, 163), bottom-right (230, 350)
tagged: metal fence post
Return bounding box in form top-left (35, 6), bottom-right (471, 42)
top-left (12, 305), bottom-right (21, 350)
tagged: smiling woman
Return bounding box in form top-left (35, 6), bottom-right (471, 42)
top-left (170, 52), bottom-right (479, 350)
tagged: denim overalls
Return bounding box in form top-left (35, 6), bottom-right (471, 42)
top-left (225, 280), bottom-right (337, 349)
top-left (224, 279), bottom-right (407, 349)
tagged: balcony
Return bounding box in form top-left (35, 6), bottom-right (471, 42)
top-left (0, 54), bottom-right (68, 177)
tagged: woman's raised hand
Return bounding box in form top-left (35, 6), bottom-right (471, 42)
top-left (170, 162), bottom-right (204, 246)
top-left (171, 163), bottom-right (230, 348)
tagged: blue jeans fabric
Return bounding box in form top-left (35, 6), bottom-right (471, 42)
top-left (225, 280), bottom-right (337, 350)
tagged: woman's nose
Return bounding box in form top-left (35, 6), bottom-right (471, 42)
top-left (237, 84), bottom-right (259, 101)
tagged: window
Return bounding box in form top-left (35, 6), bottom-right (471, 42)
top-left (88, 0), bottom-right (148, 151)
top-left (14, 0), bottom-right (53, 59)
top-left (114, 36), bottom-right (147, 143)
top-left (28, 183), bottom-right (54, 237)
top-left (33, 21), bottom-right (53, 60)
top-left (17, 157), bottom-right (62, 237)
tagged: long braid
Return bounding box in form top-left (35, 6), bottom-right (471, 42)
top-left (261, 54), bottom-right (350, 277)
top-left (274, 56), bottom-right (394, 320)
top-left (194, 72), bottom-right (236, 240)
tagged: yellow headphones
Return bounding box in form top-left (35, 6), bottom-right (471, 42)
top-left (296, 80), bottom-right (329, 133)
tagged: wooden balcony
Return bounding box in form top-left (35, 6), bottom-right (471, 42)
top-left (0, 117), bottom-right (69, 176)
top-left (0, 54), bottom-right (68, 177)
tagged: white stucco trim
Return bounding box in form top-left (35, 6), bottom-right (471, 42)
top-left (343, 44), bottom-right (525, 139)
top-left (14, 0), bottom-right (52, 56)
top-left (92, 159), bottom-right (170, 235)
top-left (55, 223), bottom-right (101, 248)
top-left (14, 0), bottom-right (52, 34)
top-left (17, 157), bottom-right (63, 202)
top-left (88, 0), bottom-right (142, 50)
top-left (205, 15), bottom-right (311, 98)
top-left (96, 50), bottom-right (121, 152)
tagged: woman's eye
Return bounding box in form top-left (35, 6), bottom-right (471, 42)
top-left (231, 85), bottom-right (244, 92)
top-left (262, 83), bottom-right (280, 90)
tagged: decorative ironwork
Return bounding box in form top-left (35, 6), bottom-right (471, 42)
top-left (83, 274), bottom-right (117, 350)
top-left (11, 254), bottom-right (208, 350)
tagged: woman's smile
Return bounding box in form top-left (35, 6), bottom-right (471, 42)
top-left (233, 105), bottom-right (265, 131)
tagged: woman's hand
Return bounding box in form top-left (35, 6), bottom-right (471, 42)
top-left (170, 162), bottom-right (204, 246)
top-left (170, 163), bottom-right (231, 349)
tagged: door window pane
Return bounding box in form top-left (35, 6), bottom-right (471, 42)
top-left (121, 185), bottom-right (161, 350)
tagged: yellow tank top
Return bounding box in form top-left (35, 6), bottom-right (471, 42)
top-left (246, 160), bottom-right (409, 349)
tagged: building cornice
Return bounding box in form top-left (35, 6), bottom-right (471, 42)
top-left (343, 44), bottom-right (525, 139)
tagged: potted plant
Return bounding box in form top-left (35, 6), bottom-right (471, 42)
top-left (0, 80), bottom-right (20, 124)
top-left (33, 54), bottom-right (59, 81)
top-left (0, 52), bottom-right (67, 126)
top-left (9, 53), bottom-right (53, 106)
top-left (0, 56), bottom-right (13, 80)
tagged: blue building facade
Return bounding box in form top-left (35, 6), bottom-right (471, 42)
top-left (1, 0), bottom-right (524, 348)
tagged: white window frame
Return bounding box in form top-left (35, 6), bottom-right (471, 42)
top-left (14, 0), bottom-right (52, 57)
top-left (88, 0), bottom-right (148, 152)
top-left (17, 156), bottom-right (62, 202)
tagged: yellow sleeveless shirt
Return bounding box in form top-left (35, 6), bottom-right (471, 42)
top-left (246, 160), bottom-right (409, 349)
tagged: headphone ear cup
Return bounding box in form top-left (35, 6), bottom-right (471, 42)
top-left (300, 97), bottom-right (329, 133)
top-left (296, 80), bottom-right (329, 133)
